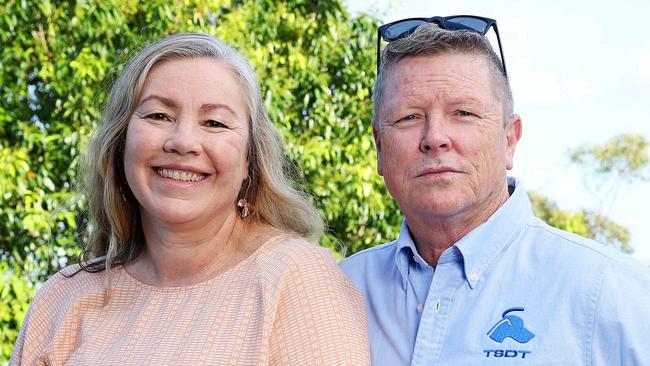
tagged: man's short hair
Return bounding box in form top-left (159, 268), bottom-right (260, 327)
top-left (373, 24), bottom-right (513, 126)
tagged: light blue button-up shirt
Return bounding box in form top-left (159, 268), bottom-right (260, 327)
top-left (341, 178), bottom-right (650, 365)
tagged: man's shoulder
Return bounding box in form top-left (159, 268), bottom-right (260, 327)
top-left (341, 241), bottom-right (398, 268)
top-left (339, 240), bottom-right (401, 286)
top-left (526, 217), bottom-right (648, 275)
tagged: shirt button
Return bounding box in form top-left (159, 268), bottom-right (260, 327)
top-left (469, 272), bottom-right (480, 283)
top-left (417, 304), bottom-right (424, 313)
top-left (434, 299), bottom-right (441, 312)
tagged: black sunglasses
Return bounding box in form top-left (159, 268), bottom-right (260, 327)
top-left (377, 15), bottom-right (507, 78)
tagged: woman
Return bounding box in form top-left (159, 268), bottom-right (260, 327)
top-left (10, 33), bottom-right (369, 365)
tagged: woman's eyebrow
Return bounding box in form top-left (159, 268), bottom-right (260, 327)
top-left (137, 94), bottom-right (178, 109)
top-left (199, 103), bottom-right (236, 116)
top-left (137, 95), bottom-right (237, 117)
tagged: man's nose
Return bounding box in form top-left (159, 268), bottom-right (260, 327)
top-left (163, 118), bottom-right (201, 155)
top-left (419, 116), bottom-right (451, 153)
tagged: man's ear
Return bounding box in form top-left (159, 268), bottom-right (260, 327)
top-left (373, 125), bottom-right (384, 176)
top-left (505, 114), bottom-right (522, 170)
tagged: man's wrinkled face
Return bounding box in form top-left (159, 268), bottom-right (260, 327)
top-left (374, 53), bottom-right (520, 222)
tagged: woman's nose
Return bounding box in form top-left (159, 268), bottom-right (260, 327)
top-left (162, 118), bottom-right (202, 155)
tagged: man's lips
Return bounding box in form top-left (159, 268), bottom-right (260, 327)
top-left (415, 167), bottom-right (461, 177)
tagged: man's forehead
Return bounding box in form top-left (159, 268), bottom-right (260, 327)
top-left (391, 53), bottom-right (490, 81)
top-left (386, 55), bottom-right (490, 93)
top-left (378, 53), bottom-right (501, 110)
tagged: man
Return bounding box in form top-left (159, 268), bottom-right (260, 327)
top-left (341, 16), bottom-right (650, 365)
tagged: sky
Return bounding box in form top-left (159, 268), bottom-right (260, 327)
top-left (345, 0), bottom-right (650, 263)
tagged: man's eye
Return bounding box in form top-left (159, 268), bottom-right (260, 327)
top-left (144, 113), bottom-right (171, 121)
top-left (397, 114), bottom-right (418, 123)
top-left (204, 119), bottom-right (227, 128)
top-left (456, 110), bottom-right (475, 117)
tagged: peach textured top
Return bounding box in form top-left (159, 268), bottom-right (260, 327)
top-left (10, 236), bottom-right (370, 365)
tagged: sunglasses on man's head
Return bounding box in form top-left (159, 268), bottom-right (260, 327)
top-left (376, 15), bottom-right (507, 78)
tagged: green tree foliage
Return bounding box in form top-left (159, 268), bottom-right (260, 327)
top-left (566, 133), bottom-right (648, 253)
top-left (0, 261), bottom-right (32, 360)
top-left (568, 133), bottom-right (649, 215)
top-left (570, 133), bottom-right (649, 183)
top-left (0, 1), bottom-right (399, 360)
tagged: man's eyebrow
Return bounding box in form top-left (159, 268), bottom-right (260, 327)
top-left (447, 94), bottom-right (485, 106)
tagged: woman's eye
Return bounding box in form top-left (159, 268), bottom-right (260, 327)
top-left (144, 113), bottom-right (171, 121)
top-left (204, 119), bottom-right (227, 129)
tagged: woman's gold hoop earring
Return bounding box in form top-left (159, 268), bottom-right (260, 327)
top-left (237, 175), bottom-right (253, 219)
top-left (237, 199), bottom-right (251, 218)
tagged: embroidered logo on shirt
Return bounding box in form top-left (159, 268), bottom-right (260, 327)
top-left (487, 307), bottom-right (535, 343)
top-left (483, 307), bottom-right (534, 359)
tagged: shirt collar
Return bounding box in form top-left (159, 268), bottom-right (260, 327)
top-left (454, 177), bottom-right (533, 288)
top-left (394, 220), bottom-right (430, 290)
top-left (393, 177), bottom-right (533, 290)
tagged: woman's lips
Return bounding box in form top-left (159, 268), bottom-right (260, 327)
top-left (153, 164), bottom-right (210, 183)
top-left (155, 168), bottom-right (207, 182)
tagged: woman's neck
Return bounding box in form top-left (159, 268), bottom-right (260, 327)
top-left (126, 211), bottom-right (266, 287)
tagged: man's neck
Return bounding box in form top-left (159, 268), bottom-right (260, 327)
top-left (405, 188), bottom-right (510, 267)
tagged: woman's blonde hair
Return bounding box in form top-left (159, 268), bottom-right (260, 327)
top-left (82, 33), bottom-right (323, 272)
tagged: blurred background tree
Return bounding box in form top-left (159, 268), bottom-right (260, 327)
top-left (0, 0), bottom-right (647, 362)
top-left (529, 133), bottom-right (649, 255)
top-left (569, 134), bottom-right (649, 247)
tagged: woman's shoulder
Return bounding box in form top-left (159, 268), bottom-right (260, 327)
top-left (249, 233), bottom-right (351, 289)
top-left (256, 234), bottom-right (335, 269)
top-left (32, 261), bottom-right (108, 306)
top-left (19, 262), bottom-right (107, 329)
top-left (44, 261), bottom-right (103, 286)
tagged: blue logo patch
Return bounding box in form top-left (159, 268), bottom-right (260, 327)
top-left (487, 307), bottom-right (535, 344)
